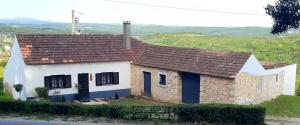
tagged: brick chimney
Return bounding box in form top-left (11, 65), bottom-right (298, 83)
top-left (123, 21), bottom-right (131, 49)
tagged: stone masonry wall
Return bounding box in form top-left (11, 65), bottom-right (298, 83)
top-left (235, 72), bottom-right (284, 104)
top-left (131, 65), bottom-right (181, 103)
top-left (200, 75), bottom-right (236, 104)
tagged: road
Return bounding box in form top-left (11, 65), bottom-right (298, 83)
top-left (1, 116), bottom-right (300, 125)
top-left (0, 118), bottom-right (136, 125)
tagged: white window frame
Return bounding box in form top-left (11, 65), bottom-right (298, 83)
top-left (158, 72), bottom-right (167, 87)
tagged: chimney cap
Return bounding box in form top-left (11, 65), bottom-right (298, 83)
top-left (123, 21), bottom-right (131, 24)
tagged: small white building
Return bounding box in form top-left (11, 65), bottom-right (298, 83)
top-left (3, 22), bottom-right (297, 104)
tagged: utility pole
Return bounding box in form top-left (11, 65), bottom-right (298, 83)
top-left (71, 9), bottom-right (75, 35)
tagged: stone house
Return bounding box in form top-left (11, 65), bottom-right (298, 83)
top-left (3, 21), bottom-right (297, 104)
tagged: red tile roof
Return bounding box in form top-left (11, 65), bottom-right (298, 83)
top-left (17, 34), bottom-right (146, 65)
top-left (134, 45), bottom-right (251, 78)
top-left (260, 61), bottom-right (288, 70)
top-left (16, 34), bottom-right (251, 78)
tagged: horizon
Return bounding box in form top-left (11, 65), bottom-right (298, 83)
top-left (0, 0), bottom-right (276, 27)
top-left (0, 17), bottom-right (273, 28)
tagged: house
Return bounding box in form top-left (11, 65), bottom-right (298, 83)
top-left (3, 21), bottom-right (297, 104)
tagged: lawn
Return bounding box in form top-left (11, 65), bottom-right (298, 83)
top-left (108, 97), bottom-right (167, 106)
top-left (259, 96), bottom-right (300, 117)
top-left (0, 60), bottom-right (6, 95)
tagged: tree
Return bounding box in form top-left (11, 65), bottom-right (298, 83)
top-left (13, 84), bottom-right (23, 100)
top-left (265, 0), bottom-right (300, 34)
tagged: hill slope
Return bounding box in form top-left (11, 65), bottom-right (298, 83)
top-left (0, 23), bottom-right (276, 37)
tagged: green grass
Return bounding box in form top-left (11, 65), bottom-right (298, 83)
top-left (142, 33), bottom-right (300, 90)
top-left (108, 98), bottom-right (167, 106)
top-left (259, 96), bottom-right (300, 117)
top-left (0, 61), bottom-right (5, 96)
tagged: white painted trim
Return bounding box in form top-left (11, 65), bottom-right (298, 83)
top-left (157, 72), bottom-right (167, 87)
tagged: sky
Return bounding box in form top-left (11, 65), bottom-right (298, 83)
top-left (0, 0), bottom-right (277, 27)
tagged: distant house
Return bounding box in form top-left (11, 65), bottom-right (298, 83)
top-left (3, 21), bottom-right (297, 104)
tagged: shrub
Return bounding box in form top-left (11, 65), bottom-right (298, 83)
top-left (35, 87), bottom-right (48, 99)
top-left (175, 104), bottom-right (265, 124)
top-left (0, 100), bottom-right (265, 124)
top-left (13, 84), bottom-right (23, 100)
top-left (0, 96), bottom-right (13, 101)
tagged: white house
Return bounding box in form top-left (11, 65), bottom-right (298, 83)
top-left (3, 22), bottom-right (297, 104)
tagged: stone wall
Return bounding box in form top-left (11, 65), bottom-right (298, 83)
top-left (131, 65), bottom-right (181, 103)
top-left (235, 72), bottom-right (284, 104)
top-left (200, 75), bottom-right (236, 104)
top-left (131, 64), bottom-right (285, 105)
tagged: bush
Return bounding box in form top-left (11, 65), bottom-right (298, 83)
top-left (175, 104), bottom-right (265, 124)
top-left (35, 87), bottom-right (48, 99)
top-left (0, 100), bottom-right (265, 124)
top-left (0, 96), bottom-right (13, 101)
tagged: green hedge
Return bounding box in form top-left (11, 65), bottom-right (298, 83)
top-left (0, 100), bottom-right (265, 124)
top-left (176, 104), bottom-right (265, 124)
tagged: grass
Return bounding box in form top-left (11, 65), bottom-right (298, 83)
top-left (142, 33), bottom-right (300, 90)
top-left (108, 97), bottom-right (167, 106)
top-left (0, 60), bottom-right (6, 96)
top-left (259, 96), bottom-right (300, 117)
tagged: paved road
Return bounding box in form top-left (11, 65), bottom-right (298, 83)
top-left (0, 118), bottom-right (134, 125)
top-left (2, 116), bottom-right (300, 125)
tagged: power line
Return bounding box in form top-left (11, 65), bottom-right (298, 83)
top-left (76, 11), bottom-right (116, 22)
top-left (104, 0), bottom-right (267, 16)
top-left (73, 10), bottom-right (121, 23)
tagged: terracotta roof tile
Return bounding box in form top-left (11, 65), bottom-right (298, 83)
top-left (133, 45), bottom-right (251, 78)
top-left (16, 34), bottom-right (251, 78)
top-left (260, 61), bottom-right (288, 70)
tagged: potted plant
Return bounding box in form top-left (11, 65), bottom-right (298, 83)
top-left (13, 84), bottom-right (23, 100)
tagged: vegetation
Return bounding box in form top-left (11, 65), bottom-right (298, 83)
top-left (109, 98), bottom-right (167, 106)
top-left (0, 60), bottom-right (6, 96)
top-left (0, 23), bottom-right (282, 37)
top-left (142, 33), bottom-right (300, 90)
top-left (35, 87), bottom-right (48, 99)
top-left (0, 100), bottom-right (265, 124)
top-left (259, 96), bottom-right (300, 117)
top-left (266, 0), bottom-right (300, 34)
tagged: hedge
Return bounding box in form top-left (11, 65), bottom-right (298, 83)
top-left (0, 100), bottom-right (265, 124)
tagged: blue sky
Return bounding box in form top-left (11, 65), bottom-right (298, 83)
top-left (0, 0), bottom-right (276, 27)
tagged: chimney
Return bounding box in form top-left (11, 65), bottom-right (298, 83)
top-left (123, 21), bottom-right (131, 49)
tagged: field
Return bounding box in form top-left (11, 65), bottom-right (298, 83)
top-left (0, 61), bottom-right (5, 95)
top-left (259, 96), bottom-right (300, 117)
top-left (142, 33), bottom-right (300, 90)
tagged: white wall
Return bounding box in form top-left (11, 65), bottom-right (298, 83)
top-left (240, 54), bottom-right (297, 95)
top-left (24, 61), bottom-right (131, 98)
top-left (3, 37), bottom-right (27, 100)
top-left (281, 64), bottom-right (297, 95)
top-left (240, 55), bottom-right (265, 75)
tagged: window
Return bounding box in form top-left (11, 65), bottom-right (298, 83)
top-left (44, 75), bottom-right (71, 89)
top-left (96, 72), bottom-right (119, 86)
top-left (159, 74), bottom-right (166, 85)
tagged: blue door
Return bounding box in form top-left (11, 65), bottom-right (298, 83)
top-left (182, 72), bottom-right (200, 103)
top-left (143, 72), bottom-right (151, 97)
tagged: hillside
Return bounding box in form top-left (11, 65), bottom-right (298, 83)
top-left (0, 23), bottom-right (277, 37)
top-left (141, 33), bottom-right (300, 91)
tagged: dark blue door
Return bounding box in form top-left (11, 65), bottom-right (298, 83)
top-left (182, 72), bottom-right (200, 103)
top-left (143, 72), bottom-right (151, 97)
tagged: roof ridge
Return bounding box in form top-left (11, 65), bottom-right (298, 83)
top-left (145, 43), bottom-right (252, 55)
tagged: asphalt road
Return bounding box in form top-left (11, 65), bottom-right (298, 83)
top-left (0, 118), bottom-right (134, 125)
